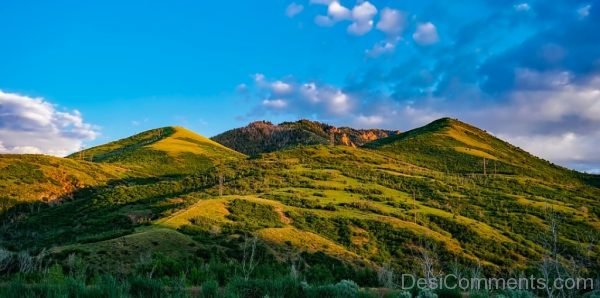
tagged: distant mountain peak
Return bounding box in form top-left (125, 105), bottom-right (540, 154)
top-left (212, 119), bottom-right (399, 155)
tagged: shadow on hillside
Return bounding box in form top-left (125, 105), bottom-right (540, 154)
top-left (583, 173), bottom-right (600, 188)
top-left (0, 172), bottom-right (222, 251)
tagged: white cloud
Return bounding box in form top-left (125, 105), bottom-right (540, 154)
top-left (376, 8), bottom-right (406, 36)
top-left (328, 1), bottom-right (352, 20)
top-left (514, 3), bottom-right (530, 12)
top-left (413, 22), bottom-right (439, 45)
top-left (347, 1), bottom-right (377, 35)
top-left (0, 90), bottom-right (98, 156)
top-left (286, 3), bottom-right (304, 18)
top-left (245, 75), bottom-right (354, 118)
top-left (314, 1), bottom-right (352, 26)
top-left (498, 132), bottom-right (589, 163)
top-left (271, 81), bottom-right (293, 95)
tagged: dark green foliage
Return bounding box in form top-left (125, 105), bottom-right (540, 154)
top-left (227, 199), bottom-right (283, 229)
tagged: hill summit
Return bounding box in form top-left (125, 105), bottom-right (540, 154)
top-left (365, 117), bottom-right (580, 181)
top-left (211, 119), bottom-right (399, 155)
top-left (69, 126), bottom-right (244, 174)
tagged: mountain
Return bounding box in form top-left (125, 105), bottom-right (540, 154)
top-left (211, 119), bottom-right (399, 155)
top-left (69, 126), bottom-right (245, 175)
top-left (1, 119), bottom-right (599, 297)
top-left (366, 117), bottom-right (584, 183)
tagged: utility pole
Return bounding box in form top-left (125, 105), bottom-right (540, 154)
top-left (219, 173), bottom-right (224, 196)
top-left (494, 160), bottom-right (497, 176)
top-left (483, 157), bottom-right (487, 176)
top-left (412, 189), bottom-right (417, 224)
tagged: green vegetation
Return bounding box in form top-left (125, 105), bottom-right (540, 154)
top-left (1, 118), bottom-right (599, 297)
top-left (211, 119), bottom-right (399, 155)
top-left (69, 126), bottom-right (245, 175)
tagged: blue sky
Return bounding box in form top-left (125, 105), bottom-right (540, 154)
top-left (0, 0), bottom-right (599, 172)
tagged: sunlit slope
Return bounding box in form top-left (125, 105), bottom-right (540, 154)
top-left (0, 154), bottom-right (127, 210)
top-left (2, 119), bottom-right (599, 279)
top-left (69, 126), bottom-right (245, 175)
top-left (365, 118), bottom-right (586, 183)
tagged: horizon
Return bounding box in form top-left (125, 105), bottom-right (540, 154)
top-left (1, 0), bottom-right (599, 173)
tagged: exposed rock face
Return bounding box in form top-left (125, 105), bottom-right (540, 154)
top-left (212, 120), bottom-right (400, 155)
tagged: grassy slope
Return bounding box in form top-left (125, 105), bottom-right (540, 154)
top-left (0, 154), bottom-right (127, 210)
top-left (69, 126), bottom-right (245, 175)
top-left (1, 119), bottom-right (599, 280)
top-left (365, 117), bottom-right (588, 184)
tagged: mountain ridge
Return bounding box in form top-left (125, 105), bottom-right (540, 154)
top-left (1, 117), bottom-right (599, 296)
top-left (211, 119), bottom-right (400, 155)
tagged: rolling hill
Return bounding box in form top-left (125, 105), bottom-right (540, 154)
top-left (211, 119), bottom-right (399, 155)
top-left (68, 126), bottom-right (245, 175)
top-left (365, 117), bottom-right (587, 183)
top-left (1, 118), bottom-right (599, 297)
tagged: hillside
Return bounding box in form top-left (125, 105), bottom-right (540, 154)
top-left (211, 119), bottom-right (399, 155)
top-left (365, 117), bottom-right (588, 184)
top-left (69, 126), bottom-right (245, 175)
top-left (1, 119), bottom-right (599, 297)
top-left (0, 154), bottom-right (128, 212)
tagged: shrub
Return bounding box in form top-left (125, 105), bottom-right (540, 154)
top-left (201, 279), bottom-right (219, 298)
top-left (129, 276), bottom-right (166, 298)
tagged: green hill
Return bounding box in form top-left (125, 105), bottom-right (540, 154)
top-left (365, 117), bottom-right (587, 184)
top-left (69, 126), bottom-right (245, 175)
top-left (1, 119), bottom-right (599, 297)
top-left (212, 119), bottom-right (399, 155)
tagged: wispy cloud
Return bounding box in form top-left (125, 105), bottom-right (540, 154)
top-left (286, 2), bottom-right (304, 18)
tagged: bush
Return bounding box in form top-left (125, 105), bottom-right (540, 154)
top-left (201, 279), bottom-right (219, 298)
top-left (129, 276), bottom-right (166, 298)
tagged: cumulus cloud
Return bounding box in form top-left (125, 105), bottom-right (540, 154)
top-left (347, 1), bottom-right (377, 36)
top-left (286, 3), bottom-right (304, 18)
top-left (243, 75), bottom-right (355, 119)
top-left (314, 1), bottom-right (351, 26)
top-left (0, 90), bottom-right (98, 156)
top-left (313, 1), bottom-right (379, 36)
top-left (376, 8), bottom-right (406, 36)
top-left (413, 22), bottom-right (439, 45)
